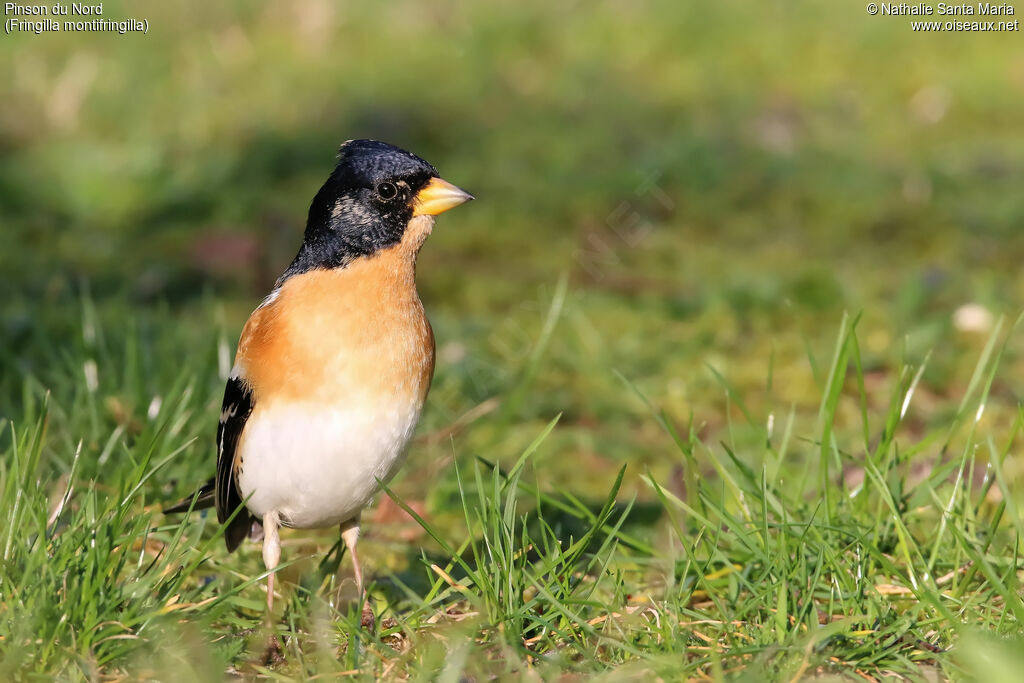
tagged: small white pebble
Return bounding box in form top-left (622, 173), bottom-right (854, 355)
top-left (83, 360), bottom-right (99, 393)
top-left (953, 303), bottom-right (993, 333)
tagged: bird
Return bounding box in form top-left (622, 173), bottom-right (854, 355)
top-left (164, 139), bottom-right (473, 639)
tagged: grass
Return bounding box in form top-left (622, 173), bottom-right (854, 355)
top-left (3, 0), bottom-right (1024, 679)
top-left (1, 294), bottom-right (1024, 680)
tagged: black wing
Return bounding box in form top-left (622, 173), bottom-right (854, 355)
top-left (215, 375), bottom-right (256, 552)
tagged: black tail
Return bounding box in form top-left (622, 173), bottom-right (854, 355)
top-left (164, 477), bottom-right (254, 553)
top-left (163, 477), bottom-right (216, 514)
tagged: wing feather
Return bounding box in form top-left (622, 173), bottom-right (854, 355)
top-left (215, 373), bottom-right (255, 552)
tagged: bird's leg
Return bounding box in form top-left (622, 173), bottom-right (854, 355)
top-left (263, 511), bottom-right (281, 614)
top-left (340, 517), bottom-right (362, 596)
top-left (340, 516), bottom-right (374, 629)
top-left (261, 511), bottom-right (284, 663)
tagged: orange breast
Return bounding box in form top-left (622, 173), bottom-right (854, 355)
top-left (235, 229), bottom-right (436, 409)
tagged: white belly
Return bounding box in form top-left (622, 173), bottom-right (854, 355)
top-left (235, 397), bottom-right (422, 528)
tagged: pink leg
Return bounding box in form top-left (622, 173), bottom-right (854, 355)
top-left (340, 516), bottom-right (374, 629)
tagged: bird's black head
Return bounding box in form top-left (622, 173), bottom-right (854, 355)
top-left (284, 140), bottom-right (472, 279)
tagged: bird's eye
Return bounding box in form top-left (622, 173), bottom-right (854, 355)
top-left (376, 182), bottom-right (398, 200)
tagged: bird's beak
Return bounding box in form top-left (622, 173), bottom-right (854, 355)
top-left (413, 177), bottom-right (474, 216)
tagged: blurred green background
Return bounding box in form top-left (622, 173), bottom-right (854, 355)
top-left (2, 0), bottom-right (1024, 677)
top-left (4, 0), bottom-right (1023, 472)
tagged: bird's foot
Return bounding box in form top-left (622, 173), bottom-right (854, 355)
top-left (360, 600), bottom-right (376, 631)
top-left (260, 633), bottom-right (285, 666)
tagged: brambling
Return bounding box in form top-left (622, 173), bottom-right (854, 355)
top-left (166, 139), bottom-right (472, 631)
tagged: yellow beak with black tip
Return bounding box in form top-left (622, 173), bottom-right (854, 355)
top-left (413, 177), bottom-right (474, 216)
